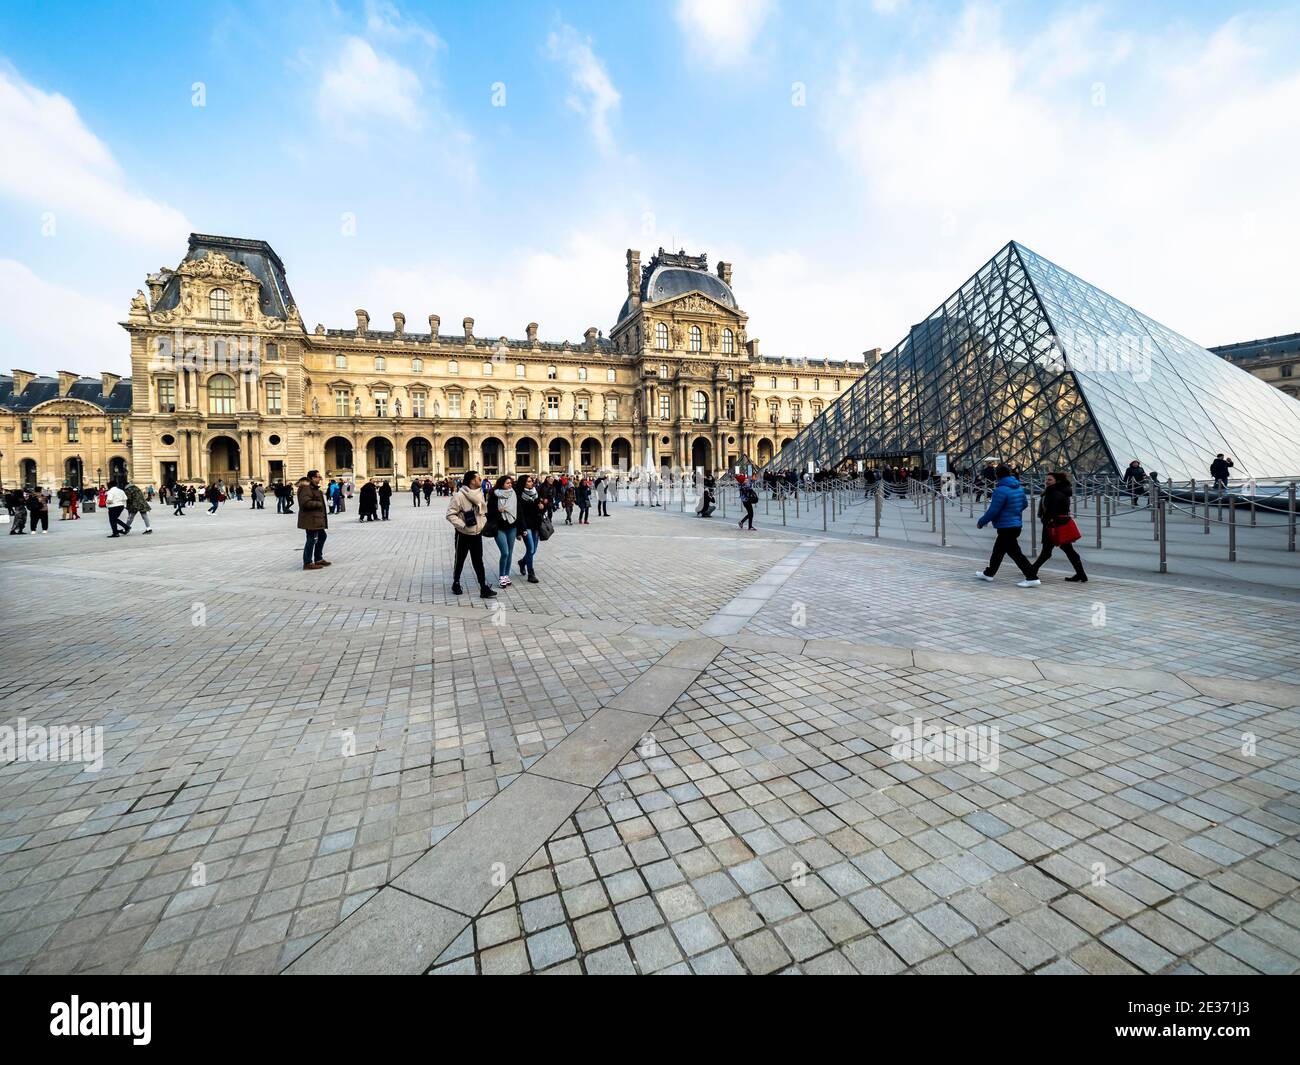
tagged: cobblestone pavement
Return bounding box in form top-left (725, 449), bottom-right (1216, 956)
top-left (1, 495), bottom-right (1297, 975)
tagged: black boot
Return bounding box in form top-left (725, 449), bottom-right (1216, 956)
top-left (452, 582), bottom-right (463, 595)
top-left (480, 585), bottom-right (497, 598)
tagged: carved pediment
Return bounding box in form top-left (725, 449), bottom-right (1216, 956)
top-left (659, 292), bottom-right (734, 316)
top-left (176, 250), bottom-right (258, 284)
top-left (29, 398), bottom-right (108, 415)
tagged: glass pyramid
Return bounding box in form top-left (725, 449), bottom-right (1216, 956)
top-left (776, 241), bottom-right (1300, 481)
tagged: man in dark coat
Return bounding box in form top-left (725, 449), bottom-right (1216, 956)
top-left (358, 479), bottom-right (379, 522)
top-left (379, 480), bottom-right (393, 520)
top-left (297, 471), bottom-right (329, 570)
top-left (1210, 454), bottom-right (1233, 491)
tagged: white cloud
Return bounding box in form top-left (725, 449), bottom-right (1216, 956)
top-left (546, 24), bottom-right (621, 152)
top-left (675, 0), bottom-right (775, 67)
top-left (318, 36), bottom-right (423, 134)
top-left (826, 4), bottom-right (1300, 349)
top-left (0, 260), bottom-right (126, 375)
top-left (364, 0), bottom-right (444, 53)
top-left (0, 65), bottom-right (189, 246)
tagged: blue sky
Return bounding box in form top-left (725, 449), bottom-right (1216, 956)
top-left (2, 0), bottom-right (1298, 376)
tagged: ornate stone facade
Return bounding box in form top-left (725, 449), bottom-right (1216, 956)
top-left (115, 234), bottom-right (866, 488)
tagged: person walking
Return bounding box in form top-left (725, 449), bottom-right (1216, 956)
top-left (1122, 460), bottom-right (1146, 505)
top-left (595, 475), bottom-right (610, 517)
top-left (105, 483), bottom-right (129, 537)
top-left (69, 488), bottom-right (80, 520)
top-left (423, 479), bottom-right (434, 506)
top-left (446, 470), bottom-right (495, 598)
top-left (738, 476), bottom-right (758, 530)
top-left (1029, 471), bottom-right (1086, 582)
top-left (515, 474), bottom-right (544, 584)
top-left (206, 482), bottom-right (221, 514)
top-left (975, 463), bottom-right (1039, 586)
top-left (562, 481), bottom-right (576, 525)
top-left (379, 480), bottom-right (392, 520)
top-left (575, 477), bottom-right (592, 524)
top-left (296, 471), bottom-right (330, 570)
top-left (487, 474), bottom-right (518, 588)
top-left (57, 484), bottom-right (73, 521)
top-left (172, 483), bottom-right (186, 516)
top-left (7, 488), bottom-right (28, 535)
top-left (358, 479), bottom-right (378, 522)
top-left (27, 487), bottom-right (50, 535)
top-left (124, 482), bottom-right (153, 534)
top-left (411, 480), bottom-right (421, 508)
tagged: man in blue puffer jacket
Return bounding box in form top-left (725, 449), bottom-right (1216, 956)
top-left (975, 464), bottom-right (1040, 586)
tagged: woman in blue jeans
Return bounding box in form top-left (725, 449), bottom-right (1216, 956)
top-left (487, 474), bottom-right (517, 589)
top-left (515, 474), bottom-right (544, 584)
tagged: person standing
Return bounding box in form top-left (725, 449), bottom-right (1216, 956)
top-left (487, 474), bottom-right (518, 588)
top-left (561, 481), bottom-right (576, 525)
top-left (1210, 453), bottom-right (1234, 493)
top-left (27, 487), bottom-right (50, 534)
top-left (975, 463), bottom-right (1039, 586)
top-left (69, 488), bottom-right (80, 520)
top-left (411, 480), bottom-right (421, 508)
top-left (105, 483), bottom-right (129, 537)
top-left (173, 483), bottom-right (186, 516)
top-left (124, 482), bottom-right (153, 534)
top-left (423, 479), bottom-right (433, 506)
top-left (97, 484), bottom-right (108, 510)
top-left (576, 477), bottom-right (592, 524)
top-left (1029, 472), bottom-right (1086, 582)
top-left (7, 488), bottom-right (28, 535)
top-left (1122, 460), bottom-right (1146, 505)
top-left (297, 470), bottom-right (330, 570)
top-left (358, 479), bottom-right (378, 522)
top-left (57, 484), bottom-right (73, 521)
top-left (595, 475), bottom-right (610, 518)
top-left (379, 480), bottom-right (392, 520)
top-left (515, 474), bottom-right (544, 584)
top-left (445, 471), bottom-right (495, 598)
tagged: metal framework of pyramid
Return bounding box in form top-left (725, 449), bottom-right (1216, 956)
top-left (775, 241), bottom-right (1300, 481)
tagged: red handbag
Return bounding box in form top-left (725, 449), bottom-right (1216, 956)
top-left (1049, 517), bottom-right (1082, 545)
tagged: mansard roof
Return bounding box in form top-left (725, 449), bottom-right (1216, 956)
top-left (0, 375), bottom-right (133, 413)
top-left (152, 233), bottom-right (297, 319)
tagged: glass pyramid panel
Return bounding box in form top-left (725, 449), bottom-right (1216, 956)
top-left (773, 241), bottom-right (1300, 481)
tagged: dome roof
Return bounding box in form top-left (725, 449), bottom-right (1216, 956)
top-left (617, 251), bottom-right (739, 323)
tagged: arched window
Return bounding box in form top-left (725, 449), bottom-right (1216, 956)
top-left (722, 329), bottom-right (734, 354)
top-left (689, 325), bottom-right (702, 352)
top-left (335, 354), bottom-right (347, 370)
top-left (375, 355), bottom-right (386, 372)
top-left (578, 366), bottom-right (588, 381)
top-left (655, 322), bottom-right (669, 350)
top-left (692, 391), bottom-right (708, 422)
top-left (547, 365), bottom-right (557, 380)
top-left (209, 288), bottom-right (231, 319)
top-left (208, 374), bottom-right (236, 414)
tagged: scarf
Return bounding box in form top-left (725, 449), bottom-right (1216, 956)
top-left (495, 487), bottom-right (518, 523)
top-left (521, 487), bottom-right (538, 502)
top-left (460, 486), bottom-right (484, 514)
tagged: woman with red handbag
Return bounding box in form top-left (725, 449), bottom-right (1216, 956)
top-left (1029, 471), bottom-right (1087, 582)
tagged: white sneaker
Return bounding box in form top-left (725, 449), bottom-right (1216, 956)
top-left (975, 572), bottom-right (994, 582)
top-left (499, 576), bottom-right (511, 587)
top-left (1017, 578), bottom-right (1041, 587)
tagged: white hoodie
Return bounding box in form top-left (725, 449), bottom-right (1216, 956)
top-left (106, 486), bottom-right (127, 508)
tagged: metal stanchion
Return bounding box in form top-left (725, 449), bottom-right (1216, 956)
top-left (1105, 492), bottom-right (1112, 528)
top-left (795, 490), bottom-right (799, 519)
top-left (874, 482), bottom-right (881, 538)
top-left (940, 491), bottom-right (946, 547)
top-left (1203, 482), bottom-right (1210, 534)
top-left (1095, 489), bottom-right (1102, 549)
top-left (930, 488), bottom-right (936, 533)
top-left (1158, 492), bottom-right (1167, 573)
top-left (1029, 487), bottom-right (1037, 554)
top-left (1228, 496), bottom-right (1236, 561)
top-left (781, 491), bottom-right (786, 527)
top-left (822, 488), bottom-right (827, 531)
top-left (1250, 489), bottom-right (1256, 527)
top-left (1290, 482), bottom-right (1297, 553)
top-left (1153, 483), bottom-right (1160, 541)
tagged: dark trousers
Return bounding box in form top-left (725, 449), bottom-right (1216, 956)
top-left (107, 506), bottom-right (127, 534)
top-left (381, 502), bottom-right (390, 520)
top-left (30, 510), bottom-right (49, 532)
top-left (453, 532), bottom-right (486, 587)
top-left (412, 492), bottom-right (420, 507)
top-left (1032, 538), bottom-right (1086, 578)
top-left (740, 502), bottom-right (755, 528)
top-left (578, 504), bottom-right (590, 523)
top-left (303, 528), bottom-right (326, 566)
top-left (564, 505), bottom-right (573, 524)
top-left (985, 526), bottom-right (1035, 578)
top-left (598, 500), bottom-right (609, 516)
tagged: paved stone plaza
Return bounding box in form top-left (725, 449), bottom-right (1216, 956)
top-left (1, 495), bottom-right (1298, 975)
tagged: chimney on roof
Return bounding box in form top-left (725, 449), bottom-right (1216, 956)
top-left (355, 309), bottom-right (369, 337)
top-left (527, 322), bottom-right (539, 345)
top-left (626, 249), bottom-right (641, 303)
top-left (863, 348), bottom-right (881, 367)
top-left (57, 370), bottom-right (78, 396)
top-left (146, 270), bottom-right (168, 306)
top-left (746, 338), bottom-right (760, 360)
top-left (12, 369), bottom-right (34, 394)
top-left (463, 317), bottom-right (474, 341)
top-left (392, 312), bottom-right (405, 337)
top-left (584, 327), bottom-right (599, 352)
top-left (102, 372), bottom-right (121, 397)
top-left (718, 261), bottom-right (732, 287)
top-left (428, 314), bottom-right (440, 338)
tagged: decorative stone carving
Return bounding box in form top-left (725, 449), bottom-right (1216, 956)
top-left (130, 290), bottom-right (149, 316)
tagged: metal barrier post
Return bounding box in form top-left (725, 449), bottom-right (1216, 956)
top-left (1203, 482), bottom-right (1210, 534)
top-left (721, 485), bottom-right (726, 518)
top-left (1250, 489), bottom-right (1256, 527)
top-left (1095, 489), bottom-right (1102, 549)
top-left (1029, 487), bottom-right (1037, 554)
top-left (1290, 482), bottom-right (1297, 552)
top-left (930, 488), bottom-right (937, 533)
top-left (822, 488), bottom-right (827, 532)
top-left (795, 490), bottom-right (799, 519)
top-left (874, 482), bottom-right (881, 538)
top-left (1159, 493), bottom-right (1167, 573)
top-left (1228, 496), bottom-right (1236, 562)
top-left (940, 491), bottom-right (946, 547)
top-left (1105, 492), bottom-right (1112, 528)
top-left (781, 491), bottom-right (786, 527)
top-left (1153, 483), bottom-right (1160, 541)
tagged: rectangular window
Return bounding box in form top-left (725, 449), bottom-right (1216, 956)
top-left (265, 380), bottom-right (282, 415)
top-left (725, 398), bottom-right (736, 421)
top-left (412, 392), bottom-right (426, 417)
top-left (335, 354), bottom-right (347, 370)
top-left (20, 418), bottom-right (32, 442)
top-left (606, 368), bottom-right (616, 383)
top-left (112, 417), bottom-right (124, 442)
top-left (483, 395), bottom-right (495, 418)
top-left (448, 393), bottom-right (462, 417)
top-left (374, 391), bottom-right (388, 417)
top-left (334, 389), bottom-right (350, 417)
top-left (576, 397), bottom-right (589, 420)
top-left (67, 417), bottom-right (79, 442)
top-left (158, 378), bottom-right (176, 412)
top-left (606, 397), bottom-right (618, 419)
top-left (516, 364), bottom-right (526, 378)
top-left (546, 394), bottom-right (560, 419)
top-left (658, 393), bottom-right (670, 420)
top-left (578, 366), bottom-right (588, 381)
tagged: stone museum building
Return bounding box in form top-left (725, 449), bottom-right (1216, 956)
top-left (0, 234), bottom-right (866, 490)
